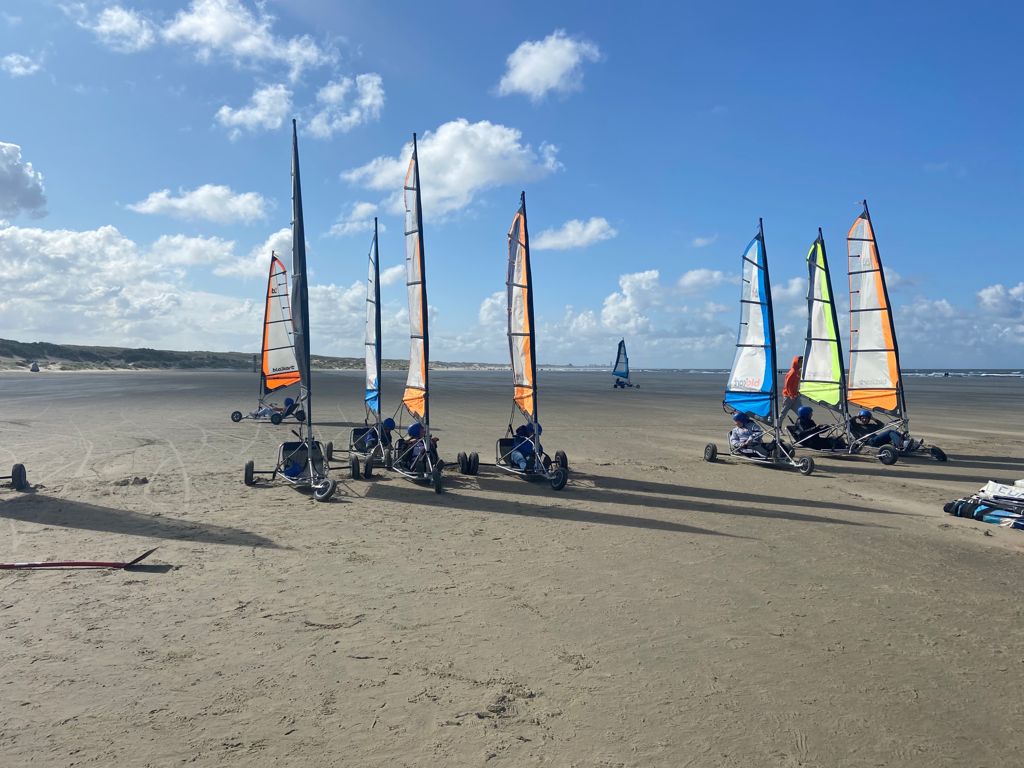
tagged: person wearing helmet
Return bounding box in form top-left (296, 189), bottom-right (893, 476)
top-left (355, 417), bottom-right (396, 452)
top-left (402, 421), bottom-right (438, 471)
top-left (793, 405), bottom-right (845, 450)
top-left (729, 412), bottom-right (776, 458)
top-left (849, 409), bottom-right (906, 450)
top-left (510, 422), bottom-right (540, 470)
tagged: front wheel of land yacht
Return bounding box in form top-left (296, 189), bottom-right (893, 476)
top-left (243, 460), bottom-right (255, 486)
top-left (363, 457), bottom-right (374, 478)
top-left (230, 410), bottom-right (243, 423)
top-left (797, 457), bottom-right (815, 476)
top-left (549, 467), bottom-right (568, 491)
top-left (295, 410), bottom-right (306, 423)
top-left (313, 479), bottom-right (336, 502)
top-left (270, 413), bottom-right (283, 425)
top-left (431, 466), bottom-right (443, 494)
top-left (468, 452), bottom-right (479, 475)
top-left (324, 442), bottom-right (333, 462)
top-left (555, 450), bottom-right (569, 470)
top-left (930, 446), bottom-right (948, 462)
top-left (457, 452), bottom-right (468, 474)
top-left (349, 456), bottom-right (361, 480)
top-left (11, 463), bottom-right (27, 491)
top-left (878, 446), bottom-right (898, 465)
top-left (703, 443), bottom-right (718, 462)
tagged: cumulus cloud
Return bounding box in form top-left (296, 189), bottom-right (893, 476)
top-left (692, 234), bottom-right (718, 248)
top-left (328, 201), bottom-right (379, 238)
top-left (343, 119), bottom-right (560, 216)
top-left (83, 5), bottom-right (156, 53)
top-left (677, 268), bottom-right (728, 293)
top-left (128, 184), bottom-right (268, 223)
top-left (148, 233), bottom-right (236, 267)
top-left (216, 83), bottom-right (291, 139)
top-left (214, 226), bottom-right (291, 278)
top-left (532, 217), bottom-right (617, 250)
top-left (771, 276), bottom-right (805, 302)
top-left (379, 264), bottom-right (404, 286)
top-left (497, 30), bottom-right (601, 102)
top-left (163, 0), bottom-right (331, 81)
top-left (977, 282), bottom-right (1024, 316)
top-left (0, 142), bottom-right (47, 219)
top-left (1, 53), bottom-right (42, 77)
top-left (479, 290), bottom-right (505, 326)
top-left (601, 269), bottom-right (660, 334)
top-left (308, 74), bottom-right (385, 139)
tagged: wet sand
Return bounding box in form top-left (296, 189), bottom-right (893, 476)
top-left (1, 370), bottom-right (1023, 767)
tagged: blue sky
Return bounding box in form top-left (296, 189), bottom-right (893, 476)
top-left (1, 0), bottom-right (1020, 367)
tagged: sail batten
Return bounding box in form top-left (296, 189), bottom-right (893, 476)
top-left (799, 231), bottom-right (844, 410)
top-left (260, 252), bottom-right (301, 394)
top-left (364, 218), bottom-right (382, 415)
top-left (724, 220), bottom-right (777, 423)
top-left (507, 191), bottom-right (538, 422)
top-left (402, 134), bottom-right (430, 425)
top-left (847, 201), bottom-right (903, 415)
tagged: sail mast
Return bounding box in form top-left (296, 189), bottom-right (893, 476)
top-left (759, 219), bottom-right (779, 428)
top-left (290, 119), bottom-right (312, 431)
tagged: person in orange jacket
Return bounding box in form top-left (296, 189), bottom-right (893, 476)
top-left (779, 355), bottom-right (803, 422)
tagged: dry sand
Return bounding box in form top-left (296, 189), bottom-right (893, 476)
top-left (1, 369), bottom-right (1023, 767)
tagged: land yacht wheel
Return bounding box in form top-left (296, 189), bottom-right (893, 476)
top-left (324, 442), bottom-right (334, 462)
top-left (930, 446), bottom-right (948, 462)
top-left (468, 452), bottom-right (479, 475)
top-left (797, 457), bottom-right (815, 476)
top-left (295, 410), bottom-right (306, 423)
top-left (555, 450), bottom-right (568, 470)
top-left (313, 479), bottom-right (336, 501)
top-left (703, 443), bottom-right (718, 462)
top-left (431, 466), bottom-right (444, 494)
top-left (270, 413), bottom-right (283, 425)
top-left (350, 456), bottom-right (361, 480)
top-left (878, 446), bottom-right (898, 465)
top-left (230, 411), bottom-right (243, 423)
top-left (11, 463), bottom-right (27, 491)
top-left (244, 460), bottom-right (255, 486)
top-left (457, 452), bottom-right (468, 474)
top-left (549, 467), bottom-right (568, 491)
top-left (363, 457), bottom-right (374, 478)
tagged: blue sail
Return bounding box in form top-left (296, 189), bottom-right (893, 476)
top-left (612, 339), bottom-right (629, 378)
top-left (724, 225), bottom-right (777, 421)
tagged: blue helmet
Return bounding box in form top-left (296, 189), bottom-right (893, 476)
top-left (858, 409), bottom-right (871, 418)
top-left (732, 412), bottom-right (748, 423)
top-left (407, 422), bottom-right (423, 438)
top-left (382, 417), bottom-right (396, 431)
top-left (797, 406), bottom-right (813, 418)
top-left (284, 397), bottom-right (294, 407)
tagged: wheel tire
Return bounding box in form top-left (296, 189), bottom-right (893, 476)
top-left (11, 463), bottom-right (27, 491)
top-left (295, 410), bottom-right (306, 423)
top-left (363, 457), bottom-right (374, 478)
top-left (555, 450), bottom-right (568, 470)
top-left (549, 467), bottom-right (569, 491)
top-left (432, 466), bottom-right (443, 494)
top-left (703, 443), bottom-right (718, 462)
top-left (457, 451), bottom-right (468, 474)
top-left (244, 460), bottom-right (255, 486)
top-left (878, 446), bottom-right (898, 465)
top-left (231, 410), bottom-right (243, 423)
top-left (797, 457), bottom-right (815, 476)
top-left (350, 456), bottom-right (361, 480)
top-left (324, 442), bottom-right (334, 462)
top-left (468, 452), bottom-right (479, 475)
top-left (313, 479), bottom-right (336, 501)
top-left (930, 446), bottom-right (948, 462)
top-left (270, 413), bottom-right (283, 425)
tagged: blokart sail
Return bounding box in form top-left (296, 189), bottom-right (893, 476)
top-left (243, 120), bottom-right (335, 500)
top-left (230, 253), bottom-right (304, 425)
top-left (800, 231), bottom-right (844, 410)
top-left (348, 217), bottom-right (393, 480)
top-left (705, 219), bottom-right (813, 475)
top-left (612, 339), bottom-right (635, 387)
top-left (846, 200), bottom-right (945, 462)
top-left (388, 133), bottom-right (443, 492)
top-left (482, 191), bottom-right (567, 490)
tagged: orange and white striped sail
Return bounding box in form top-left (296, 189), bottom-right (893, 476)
top-left (261, 253), bottom-right (300, 393)
top-left (402, 136), bottom-right (429, 421)
top-left (847, 203), bottom-right (901, 413)
top-left (507, 192), bottom-right (536, 421)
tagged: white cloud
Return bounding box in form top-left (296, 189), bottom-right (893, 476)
top-left (977, 282), bottom-right (1024, 317)
top-left (308, 281), bottom-right (366, 356)
top-left (343, 119), bottom-right (560, 216)
top-left (3, 13), bottom-right (22, 26)
top-left (497, 30), bottom-right (601, 102)
top-left (215, 83), bottom-right (291, 139)
top-left (328, 200), bottom-right (379, 237)
top-left (1, 53), bottom-right (42, 77)
top-left (479, 290), bottom-right (505, 326)
top-left (309, 74), bottom-right (385, 139)
top-left (84, 6), bottom-right (156, 53)
top-left (771, 276), bottom-right (805, 302)
top-left (214, 227), bottom-right (291, 278)
top-left (533, 217), bottom-right (617, 250)
top-left (148, 233), bottom-right (236, 267)
top-left (380, 264), bottom-right (404, 286)
top-left (128, 184), bottom-right (268, 223)
top-left (163, 0), bottom-right (330, 81)
top-left (677, 268), bottom-right (728, 293)
top-left (0, 143), bottom-right (47, 219)
top-left (601, 269), bottom-right (660, 334)
top-left (692, 234), bottom-right (718, 248)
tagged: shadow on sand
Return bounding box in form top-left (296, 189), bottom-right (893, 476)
top-left (820, 462), bottom-right (1015, 485)
top-left (0, 495), bottom-right (280, 548)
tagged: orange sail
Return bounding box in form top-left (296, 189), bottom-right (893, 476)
top-left (507, 192), bottom-right (536, 420)
top-left (261, 253), bottom-right (300, 392)
top-left (402, 135), bottom-right (429, 421)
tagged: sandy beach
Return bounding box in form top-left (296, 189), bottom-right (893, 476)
top-left (1, 369), bottom-right (1023, 767)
